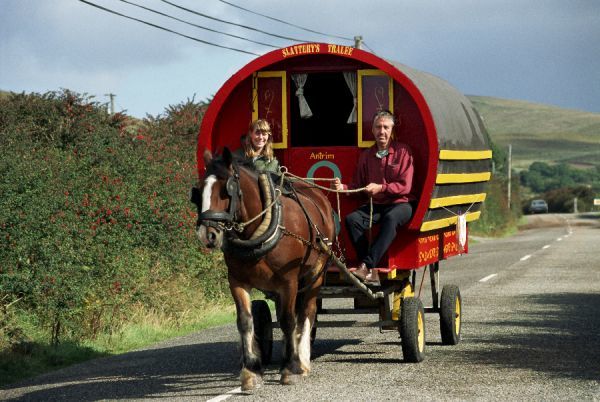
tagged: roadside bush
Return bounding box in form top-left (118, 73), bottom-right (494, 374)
top-left (539, 186), bottom-right (595, 213)
top-left (520, 161), bottom-right (600, 194)
top-left (470, 175), bottom-right (521, 236)
top-left (0, 91), bottom-right (227, 348)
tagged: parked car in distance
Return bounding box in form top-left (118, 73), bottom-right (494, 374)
top-left (530, 199), bottom-right (549, 214)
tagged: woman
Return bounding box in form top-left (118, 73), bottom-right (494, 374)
top-left (234, 119), bottom-right (280, 173)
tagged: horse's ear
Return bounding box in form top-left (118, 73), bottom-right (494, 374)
top-left (203, 149), bottom-right (212, 166)
top-left (223, 147), bottom-right (233, 168)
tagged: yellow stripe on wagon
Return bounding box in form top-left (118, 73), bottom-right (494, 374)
top-left (420, 211), bottom-right (481, 232)
top-left (439, 150), bottom-right (493, 160)
top-left (429, 193), bottom-right (487, 208)
top-left (436, 172), bottom-right (491, 184)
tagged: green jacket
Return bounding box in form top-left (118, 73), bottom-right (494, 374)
top-left (233, 148), bottom-right (280, 173)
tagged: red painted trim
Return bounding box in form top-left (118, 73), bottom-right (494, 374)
top-left (197, 43), bottom-right (438, 230)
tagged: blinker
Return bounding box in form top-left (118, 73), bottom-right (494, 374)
top-left (190, 187), bottom-right (201, 204)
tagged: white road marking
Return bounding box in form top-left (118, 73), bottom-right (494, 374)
top-left (557, 237), bottom-right (563, 241)
top-left (520, 255), bottom-right (532, 261)
top-left (543, 245), bottom-right (550, 249)
top-left (207, 387), bottom-right (243, 402)
top-left (479, 273), bottom-right (498, 282)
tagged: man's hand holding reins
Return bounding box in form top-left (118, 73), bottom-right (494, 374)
top-left (364, 183), bottom-right (383, 196)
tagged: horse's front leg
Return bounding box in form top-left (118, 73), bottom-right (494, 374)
top-left (297, 283), bottom-right (320, 376)
top-left (230, 280), bottom-right (262, 391)
top-left (278, 283), bottom-right (303, 385)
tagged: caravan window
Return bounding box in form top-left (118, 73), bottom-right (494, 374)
top-left (290, 72), bottom-right (356, 147)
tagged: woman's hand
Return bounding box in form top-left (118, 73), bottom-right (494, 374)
top-left (333, 177), bottom-right (344, 191)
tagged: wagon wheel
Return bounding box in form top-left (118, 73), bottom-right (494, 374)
top-left (251, 300), bottom-right (273, 365)
top-left (399, 297), bottom-right (426, 362)
top-left (440, 285), bottom-right (462, 345)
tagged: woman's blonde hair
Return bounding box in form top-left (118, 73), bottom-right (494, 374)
top-left (245, 119), bottom-right (274, 161)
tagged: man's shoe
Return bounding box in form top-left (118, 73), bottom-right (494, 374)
top-left (365, 269), bottom-right (380, 286)
top-left (352, 263), bottom-right (369, 281)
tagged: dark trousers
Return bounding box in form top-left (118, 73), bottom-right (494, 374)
top-left (345, 202), bottom-right (413, 269)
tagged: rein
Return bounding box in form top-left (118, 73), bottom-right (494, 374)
top-left (282, 170), bottom-right (375, 250)
top-left (198, 163), bottom-right (373, 265)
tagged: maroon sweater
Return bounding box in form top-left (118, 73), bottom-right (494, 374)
top-left (345, 140), bottom-right (415, 204)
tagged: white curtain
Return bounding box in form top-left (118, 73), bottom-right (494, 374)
top-left (291, 74), bottom-right (312, 119)
top-left (343, 71), bottom-right (357, 124)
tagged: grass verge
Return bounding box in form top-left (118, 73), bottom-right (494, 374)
top-left (0, 303), bottom-right (236, 387)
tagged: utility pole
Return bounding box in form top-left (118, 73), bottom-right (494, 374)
top-left (507, 144), bottom-right (512, 210)
top-left (105, 93), bottom-right (115, 114)
top-left (354, 36), bottom-right (363, 49)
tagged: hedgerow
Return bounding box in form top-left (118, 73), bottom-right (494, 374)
top-left (0, 91), bottom-right (227, 349)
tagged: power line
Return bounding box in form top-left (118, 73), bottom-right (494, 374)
top-left (160, 0), bottom-right (310, 43)
top-left (117, 0), bottom-right (278, 49)
top-left (217, 0), bottom-right (353, 42)
top-left (77, 0), bottom-right (259, 56)
top-left (362, 41), bottom-right (377, 54)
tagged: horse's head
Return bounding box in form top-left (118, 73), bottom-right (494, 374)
top-left (190, 148), bottom-right (241, 249)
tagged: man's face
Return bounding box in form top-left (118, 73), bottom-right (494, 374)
top-left (372, 116), bottom-right (394, 150)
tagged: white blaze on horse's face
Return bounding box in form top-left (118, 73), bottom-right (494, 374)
top-left (201, 175), bottom-right (217, 213)
top-left (196, 175), bottom-right (223, 248)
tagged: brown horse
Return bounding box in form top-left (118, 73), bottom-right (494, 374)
top-left (190, 148), bottom-right (335, 390)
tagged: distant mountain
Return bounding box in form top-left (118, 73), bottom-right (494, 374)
top-left (468, 95), bottom-right (600, 169)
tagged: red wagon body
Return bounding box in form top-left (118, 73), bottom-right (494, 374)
top-left (197, 43), bottom-right (492, 272)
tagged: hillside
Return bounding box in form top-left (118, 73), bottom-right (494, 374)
top-left (468, 95), bottom-right (600, 169)
top-left (4, 89), bottom-right (597, 169)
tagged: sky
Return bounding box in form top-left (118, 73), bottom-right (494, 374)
top-left (1, 0), bottom-right (599, 118)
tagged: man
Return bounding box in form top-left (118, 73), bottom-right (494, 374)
top-left (334, 110), bottom-right (415, 284)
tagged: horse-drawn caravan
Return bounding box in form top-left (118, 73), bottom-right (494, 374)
top-left (192, 43), bottom-right (492, 389)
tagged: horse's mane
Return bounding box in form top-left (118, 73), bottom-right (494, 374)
top-left (205, 152), bottom-right (259, 180)
top-left (233, 155), bottom-right (257, 172)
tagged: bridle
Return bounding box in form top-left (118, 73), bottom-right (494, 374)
top-left (196, 164), bottom-right (243, 232)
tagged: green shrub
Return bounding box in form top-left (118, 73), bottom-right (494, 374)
top-left (0, 90), bottom-right (228, 348)
top-left (471, 175), bottom-right (521, 236)
top-left (520, 161), bottom-right (600, 194)
top-left (537, 185), bottom-right (595, 213)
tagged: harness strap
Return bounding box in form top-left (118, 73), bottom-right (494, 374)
top-left (249, 173), bottom-right (274, 240)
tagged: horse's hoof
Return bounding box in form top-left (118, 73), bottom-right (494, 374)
top-left (241, 368), bottom-right (259, 391)
top-left (280, 373), bottom-right (292, 386)
top-left (280, 370), bottom-right (302, 386)
top-left (241, 377), bottom-right (256, 391)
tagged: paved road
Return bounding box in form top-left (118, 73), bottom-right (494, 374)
top-left (2, 213), bottom-right (599, 401)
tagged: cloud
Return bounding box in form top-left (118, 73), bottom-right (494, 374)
top-left (0, 0), bottom-right (195, 72)
top-left (1, 0), bottom-right (599, 114)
